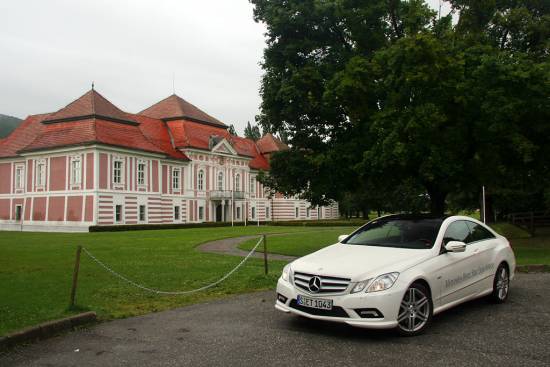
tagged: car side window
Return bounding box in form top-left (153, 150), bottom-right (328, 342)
top-left (465, 222), bottom-right (495, 243)
top-left (442, 221), bottom-right (471, 245)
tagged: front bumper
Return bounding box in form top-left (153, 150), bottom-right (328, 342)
top-left (275, 277), bottom-right (402, 329)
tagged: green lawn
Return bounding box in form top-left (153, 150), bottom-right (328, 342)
top-left (0, 226), bottom-right (321, 336)
top-left (239, 222), bottom-right (550, 266)
top-left (239, 227), bottom-right (357, 257)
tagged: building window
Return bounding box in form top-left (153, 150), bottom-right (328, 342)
top-left (139, 205), bottom-right (146, 222)
top-left (115, 205), bottom-right (122, 223)
top-left (174, 206), bottom-right (180, 220)
top-left (318, 207), bottom-right (322, 219)
top-left (235, 173), bottom-right (240, 191)
top-left (71, 158), bottom-right (81, 185)
top-left (251, 207), bottom-right (256, 219)
top-left (15, 165), bottom-right (24, 189)
top-left (172, 168), bottom-right (180, 190)
top-left (236, 206), bottom-right (241, 219)
top-left (36, 161), bottom-right (46, 187)
top-left (198, 169), bottom-right (204, 191)
top-left (198, 206), bottom-right (204, 221)
top-left (217, 172), bottom-right (224, 191)
top-left (137, 162), bottom-right (146, 186)
top-left (15, 205), bottom-right (22, 221)
top-left (266, 207), bottom-right (270, 219)
top-left (113, 160), bottom-right (123, 184)
top-left (306, 207), bottom-right (311, 218)
top-left (295, 207), bottom-right (299, 218)
top-left (250, 177), bottom-right (255, 194)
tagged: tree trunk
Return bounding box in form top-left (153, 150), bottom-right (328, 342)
top-left (427, 187), bottom-right (447, 216)
top-left (362, 206), bottom-right (369, 220)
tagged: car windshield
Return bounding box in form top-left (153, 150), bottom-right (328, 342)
top-left (343, 217), bottom-right (444, 249)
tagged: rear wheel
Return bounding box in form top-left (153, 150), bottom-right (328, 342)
top-left (397, 283), bottom-right (432, 336)
top-left (491, 263), bottom-right (510, 303)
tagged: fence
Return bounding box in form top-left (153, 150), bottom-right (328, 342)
top-left (69, 234), bottom-right (270, 307)
top-left (507, 211), bottom-right (550, 235)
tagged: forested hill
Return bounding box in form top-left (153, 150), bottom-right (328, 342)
top-left (0, 114), bottom-right (22, 138)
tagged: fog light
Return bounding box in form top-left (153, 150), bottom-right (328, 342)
top-left (277, 293), bottom-right (288, 304)
top-left (355, 308), bottom-right (384, 318)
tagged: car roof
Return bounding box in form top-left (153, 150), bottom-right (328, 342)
top-left (378, 214), bottom-right (450, 221)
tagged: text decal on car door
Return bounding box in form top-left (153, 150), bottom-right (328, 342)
top-left (445, 263), bottom-right (495, 288)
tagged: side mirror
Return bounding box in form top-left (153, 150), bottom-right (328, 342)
top-left (338, 235), bottom-right (348, 243)
top-left (445, 241), bottom-right (466, 253)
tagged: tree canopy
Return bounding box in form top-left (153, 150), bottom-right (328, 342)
top-left (251, 0), bottom-right (549, 217)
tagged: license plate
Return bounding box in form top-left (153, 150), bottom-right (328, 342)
top-left (297, 295), bottom-right (333, 310)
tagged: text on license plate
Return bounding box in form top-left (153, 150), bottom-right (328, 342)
top-left (297, 295), bottom-right (333, 310)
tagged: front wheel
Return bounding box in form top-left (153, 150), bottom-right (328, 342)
top-left (397, 283), bottom-right (432, 336)
top-left (491, 263), bottom-right (510, 303)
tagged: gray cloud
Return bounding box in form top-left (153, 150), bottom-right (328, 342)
top-left (0, 0), bottom-right (452, 134)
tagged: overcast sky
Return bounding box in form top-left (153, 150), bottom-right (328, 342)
top-left (0, 0), bottom-right (451, 134)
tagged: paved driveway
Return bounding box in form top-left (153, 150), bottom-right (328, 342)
top-left (1, 274), bottom-right (549, 367)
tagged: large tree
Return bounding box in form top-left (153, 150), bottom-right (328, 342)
top-left (252, 0), bottom-right (549, 216)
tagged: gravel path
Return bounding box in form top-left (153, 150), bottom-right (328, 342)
top-left (2, 274), bottom-right (549, 367)
top-left (197, 235), bottom-right (297, 262)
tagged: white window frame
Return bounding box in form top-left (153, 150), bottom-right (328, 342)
top-left (115, 204), bottom-right (123, 223)
top-left (266, 206), bottom-right (270, 219)
top-left (174, 205), bottom-right (180, 220)
top-left (250, 176), bottom-right (255, 194)
top-left (235, 173), bottom-right (241, 191)
top-left (251, 206), bottom-right (256, 220)
top-left (172, 168), bottom-right (180, 190)
top-left (113, 159), bottom-right (124, 184)
top-left (137, 161), bottom-right (147, 186)
top-left (295, 207), bottom-right (299, 219)
top-left (198, 206), bottom-right (204, 221)
top-left (70, 157), bottom-right (82, 185)
top-left (139, 205), bottom-right (146, 222)
top-left (15, 164), bottom-right (25, 189)
top-left (198, 169), bottom-right (205, 191)
top-left (36, 160), bottom-right (46, 188)
top-left (217, 172), bottom-right (224, 191)
top-left (15, 204), bottom-right (23, 221)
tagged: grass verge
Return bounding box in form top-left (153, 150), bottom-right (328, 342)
top-left (0, 225), bottom-right (318, 336)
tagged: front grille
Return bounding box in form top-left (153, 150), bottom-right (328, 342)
top-left (289, 299), bottom-right (349, 318)
top-left (293, 271), bottom-right (351, 294)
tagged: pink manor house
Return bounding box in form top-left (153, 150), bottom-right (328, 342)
top-left (0, 89), bottom-right (338, 232)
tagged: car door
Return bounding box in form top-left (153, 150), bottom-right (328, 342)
top-left (435, 220), bottom-right (483, 307)
top-left (464, 221), bottom-right (498, 294)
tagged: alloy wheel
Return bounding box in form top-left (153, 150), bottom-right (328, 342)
top-left (496, 267), bottom-right (509, 301)
top-left (398, 286), bottom-right (430, 333)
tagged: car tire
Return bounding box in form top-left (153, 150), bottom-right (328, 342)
top-left (491, 263), bottom-right (510, 303)
top-left (396, 282), bottom-right (433, 336)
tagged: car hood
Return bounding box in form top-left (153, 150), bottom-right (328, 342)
top-left (290, 243), bottom-right (433, 282)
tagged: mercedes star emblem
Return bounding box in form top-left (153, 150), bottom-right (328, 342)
top-left (308, 276), bottom-right (322, 293)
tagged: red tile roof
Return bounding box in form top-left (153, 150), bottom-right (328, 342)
top-left (0, 90), bottom-right (188, 161)
top-left (43, 89), bottom-right (136, 124)
top-left (256, 133), bottom-right (288, 154)
top-left (0, 90), bottom-right (281, 170)
top-left (140, 94), bottom-right (227, 128)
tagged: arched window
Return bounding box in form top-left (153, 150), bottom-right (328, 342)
top-left (217, 172), bottom-right (224, 191)
top-left (235, 173), bottom-right (241, 191)
top-left (198, 169), bottom-right (204, 191)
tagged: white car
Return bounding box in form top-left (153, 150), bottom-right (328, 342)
top-left (275, 215), bottom-right (516, 336)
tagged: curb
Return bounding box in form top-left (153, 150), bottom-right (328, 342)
top-left (0, 311), bottom-right (97, 350)
top-left (516, 264), bottom-right (550, 273)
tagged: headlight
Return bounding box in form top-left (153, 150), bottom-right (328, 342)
top-left (366, 272), bottom-right (399, 293)
top-left (351, 279), bottom-right (372, 294)
top-left (281, 264), bottom-right (291, 282)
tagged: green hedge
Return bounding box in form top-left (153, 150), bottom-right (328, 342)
top-left (89, 222), bottom-right (248, 232)
top-left (88, 219), bottom-right (366, 232)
